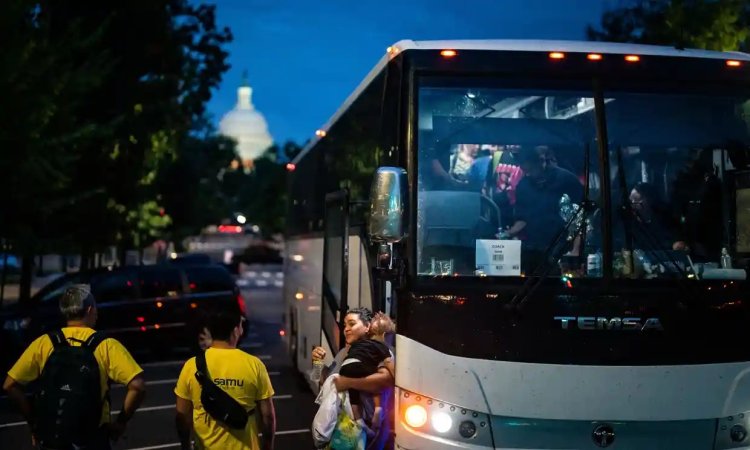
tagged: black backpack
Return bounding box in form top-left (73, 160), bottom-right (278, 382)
top-left (34, 330), bottom-right (106, 449)
top-left (194, 351), bottom-right (252, 429)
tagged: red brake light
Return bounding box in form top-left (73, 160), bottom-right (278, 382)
top-left (218, 225), bottom-right (242, 233)
top-left (136, 316), bottom-right (145, 323)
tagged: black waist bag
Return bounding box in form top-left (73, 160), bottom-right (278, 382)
top-left (195, 351), bottom-right (252, 429)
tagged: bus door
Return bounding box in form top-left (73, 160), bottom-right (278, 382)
top-left (321, 190), bottom-right (349, 356)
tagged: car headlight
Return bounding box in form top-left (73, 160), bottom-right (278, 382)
top-left (715, 412), bottom-right (750, 449)
top-left (399, 389), bottom-right (491, 446)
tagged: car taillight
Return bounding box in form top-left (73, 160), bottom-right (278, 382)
top-left (237, 293), bottom-right (246, 316)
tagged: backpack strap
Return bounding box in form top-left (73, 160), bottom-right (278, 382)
top-left (84, 331), bottom-right (107, 351)
top-left (47, 330), bottom-right (68, 348)
top-left (193, 351), bottom-right (255, 418)
top-left (195, 350), bottom-right (209, 385)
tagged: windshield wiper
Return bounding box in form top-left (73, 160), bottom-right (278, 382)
top-left (508, 142), bottom-right (595, 312)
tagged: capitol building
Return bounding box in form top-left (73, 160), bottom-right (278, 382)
top-left (219, 73), bottom-right (273, 171)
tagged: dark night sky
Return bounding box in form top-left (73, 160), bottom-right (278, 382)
top-left (207, 0), bottom-right (613, 145)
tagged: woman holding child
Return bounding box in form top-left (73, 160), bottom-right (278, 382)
top-left (311, 308), bottom-right (395, 450)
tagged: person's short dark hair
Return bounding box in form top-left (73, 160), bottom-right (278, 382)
top-left (516, 145), bottom-right (553, 165)
top-left (59, 284), bottom-right (96, 321)
top-left (206, 309), bottom-right (243, 341)
top-left (345, 307), bottom-right (373, 325)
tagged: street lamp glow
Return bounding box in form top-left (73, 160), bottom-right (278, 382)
top-left (236, 214), bottom-right (247, 224)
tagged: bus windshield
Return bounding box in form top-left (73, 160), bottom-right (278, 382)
top-left (416, 77), bottom-right (750, 280)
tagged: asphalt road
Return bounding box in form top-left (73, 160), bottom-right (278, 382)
top-left (0, 265), bottom-right (317, 449)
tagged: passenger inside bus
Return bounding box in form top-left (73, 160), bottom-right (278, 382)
top-left (627, 182), bottom-right (687, 252)
top-left (499, 146), bottom-right (583, 260)
top-left (449, 143), bottom-right (478, 181)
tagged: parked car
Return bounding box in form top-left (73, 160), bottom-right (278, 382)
top-left (168, 252), bottom-right (213, 266)
top-left (0, 264), bottom-right (246, 371)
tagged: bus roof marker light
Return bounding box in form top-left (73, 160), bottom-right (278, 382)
top-left (549, 52), bottom-right (565, 60)
top-left (440, 49), bottom-right (457, 58)
top-left (625, 55), bottom-right (641, 63)
top-left (587, 53), bottom-right (603, 61)
top-left (315, 129), bottom-right (327, 137)
top-left (727, 60), bottom-right (742, 67)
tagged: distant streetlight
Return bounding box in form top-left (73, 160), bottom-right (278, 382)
top-left (236, 214), bottom-right (247, 224)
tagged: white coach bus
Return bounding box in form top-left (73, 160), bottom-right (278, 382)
top-left (284, 39), bottom-right (750, 449)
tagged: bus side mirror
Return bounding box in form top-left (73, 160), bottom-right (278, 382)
top-left (368, 167), bottom-right (408, 255)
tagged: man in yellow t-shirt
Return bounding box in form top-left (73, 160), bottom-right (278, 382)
top-left (3, 284), bottom-right (146, 450)
top-left (175, 309), bottom-right (276, 450)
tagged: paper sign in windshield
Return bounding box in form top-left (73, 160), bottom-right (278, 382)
top-left (476, 240), bottom-right (521, 276)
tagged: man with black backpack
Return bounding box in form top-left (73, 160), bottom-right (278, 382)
top-left (175, 309), bottom-right (276, 450)
top-left (3, 284), bottom-right (146, 450)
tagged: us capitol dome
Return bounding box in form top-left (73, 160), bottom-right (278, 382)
top-left (219, 73), bottom-right (273, 171)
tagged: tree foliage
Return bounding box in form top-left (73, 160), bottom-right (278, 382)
top-left (0, 0), bottom-right (234, 300)
top-left (220, 142), bottom-right (302, 235)
top-left (587, 0), bottom-right (750, 51)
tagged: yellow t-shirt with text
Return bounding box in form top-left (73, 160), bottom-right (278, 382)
top-left (7, 326), bottom-right (143, 425)
top-left (175, 347), bottom-right (275, 450)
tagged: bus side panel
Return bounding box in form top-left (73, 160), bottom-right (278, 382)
top-left (284, 235), bottom-right (373, 388)
top-left (284, 237), bottom-right (323, 379)
top-left (348, 235), bottom-right (372, 312)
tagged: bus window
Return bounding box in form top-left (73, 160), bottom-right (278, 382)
top-left (604, 84), bottom-right (750, 279)
top-left (416, 82), bottom-right (601, 277)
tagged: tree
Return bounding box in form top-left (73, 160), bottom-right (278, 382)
top-left (46, 1), bottom-right (233, 259)
top-left (0, 0), bottom-right (113, 299)
top-left (157, 132), bottom-right (238, 246)
top-left (0, 0), bottom-right (233, 300)
top-left (587, 0), bottom-right (750, 51)
top-left (220, 142), bottom-right (302, 235)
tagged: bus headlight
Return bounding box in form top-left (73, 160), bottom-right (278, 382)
top-left (459, 420), bottom-right (477, 438)
top-left (404, 405), bottom-right (428, 428)
top-left (431, 411), bottom-right (453, 433)
top-left (716, 412), bottom-right (750, 449)
top-left (398, 389), bottom-right (492, 446)
top-left (730, 425), bottom-right (747, 443)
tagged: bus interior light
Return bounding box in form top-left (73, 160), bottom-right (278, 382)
top-left (404, 405), bottom-right (428, 428)
top-left (625, 55), bottom-right (641, 62)
top-left (727, 60), bottom-right (742, 67)
top-left (587, 53), bottom-right (603, 61)
top-left (549, 52), bottom-right (565, 60)
top-left (440, 49), bottom-right (457, 58)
